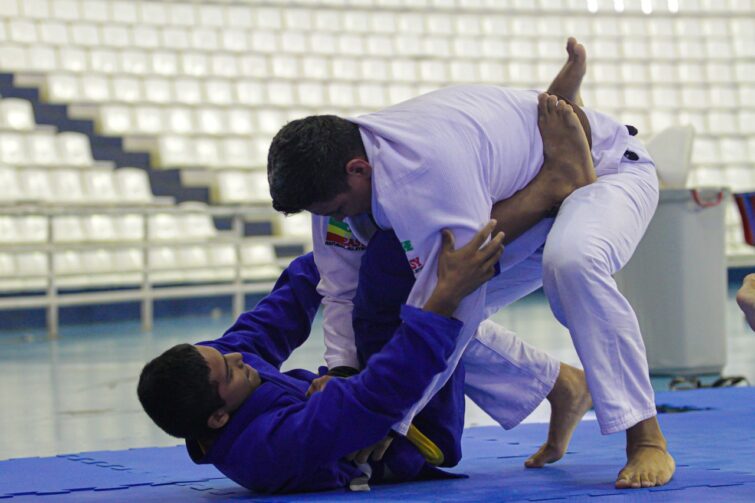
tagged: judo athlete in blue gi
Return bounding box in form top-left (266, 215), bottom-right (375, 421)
top-left (138, 223), bottom-right (503, 494)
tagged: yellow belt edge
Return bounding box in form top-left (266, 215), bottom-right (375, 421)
top-left (406, 424), bottom-right (445, 466)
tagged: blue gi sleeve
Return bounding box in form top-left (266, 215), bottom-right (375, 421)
top-left (197, 253), bottom-right (322, 368)
top-left (232, 305), bottom-right (463, 493)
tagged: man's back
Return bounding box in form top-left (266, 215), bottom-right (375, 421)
top-left (351, 85), bottom-right (543, 207)
top-left (351, 84), bottom-right (628, 218)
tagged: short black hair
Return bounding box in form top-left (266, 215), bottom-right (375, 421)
top-left (267, 115), bottom-right (365, 214)
top-left (137, 343), bottom-right (225, 440)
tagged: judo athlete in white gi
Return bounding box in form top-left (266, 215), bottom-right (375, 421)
top-left (268, 39), bottom-right (675, 489)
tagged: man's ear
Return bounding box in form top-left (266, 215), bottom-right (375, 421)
top-left (345, 158), bottom-right (372, 177)
top-left (207, 408), bottom-right (230, 430)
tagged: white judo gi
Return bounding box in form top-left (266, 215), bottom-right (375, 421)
top-left (312, 85), bottom-right (659, 435)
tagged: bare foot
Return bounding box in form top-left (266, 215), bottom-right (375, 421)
top-left (535, 92), bottom-right (596, 206)
top-left (616, 417), bottom-right (675, 489)
top-left (736, 273), bottom-right (755, 330)
top-left (547, 37), bottom-right (587, 106)
top-left (525, 363), bottom-right (592, 468)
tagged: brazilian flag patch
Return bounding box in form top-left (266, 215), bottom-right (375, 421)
top-left (325, 218), bottom-right (366, 251)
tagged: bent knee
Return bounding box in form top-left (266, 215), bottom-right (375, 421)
top-left (542, 243), bottom-right (613, 285)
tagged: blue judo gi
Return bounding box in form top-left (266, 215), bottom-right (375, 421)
top-left (353, 229), bottom-right (466, 466)
top-left (187, 252), bottom-right (464, 494)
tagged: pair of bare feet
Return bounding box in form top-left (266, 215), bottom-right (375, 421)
top-left (526, 37), bottom-right (675, 489)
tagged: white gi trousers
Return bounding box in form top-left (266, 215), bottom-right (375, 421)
top-left (431, 137), bottom-right (659, 435)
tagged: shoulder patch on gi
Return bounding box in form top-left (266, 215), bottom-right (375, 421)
top-left (325, 218), bottom-right (366, 251)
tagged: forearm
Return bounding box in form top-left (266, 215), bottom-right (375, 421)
top-left (491, 173), bottom-right (559, 245)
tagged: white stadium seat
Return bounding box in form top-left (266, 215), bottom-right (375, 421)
top-left (120, 50), bottom-right (150, 75)
top-left (0, 165), bottom-right (22, 203)
top-left (0, 45), bottom-right (26, 72)
top-left (47, 74), bottom-right (79, 103)
top-left (221, 108), bottom-right (252, 137)
top-left (16, 215), bottom-right (48, 243)
top-left (195, 108), bottom-right (226, 135)
top-left (9, 19), bottom-right (37, 44)
top-left (275, 213), bottom-right (311, 238)
top-left (114, 214), bottom-right (145, 242)
top-left (241, 242), bottom-right (280, 280)
top-left (132, 25), bottom-right (160, 50)
top-left (80, 76), bottom-right (111, 102)
top-left (70, 23), bottom-right (100, 47)
top-left (178, 203), bottom-right (217, 239)
top-left (100, 106), bottom-right (134, 135)
top-left (28, 45), bottom-right (57, 72)
top-left (0, 216), bottom-right (19, 244)
top-left (148, 246), bottom-right (184, 283)
top-left (148, 213), bottom-right (180, 241)
top-left (53, 216), bottom-right (86, 243)
top-left (58, 132), bottom-right (94, 168)
top-left (28, 133), bottom-right (59, 167)
top-left (178, 246), bottom-right (215, 282)
top-left (82, 214), bottom-right (117, 242)
top-left (15, 251), bottom-right (48, 290)
top-left (221, 138), bottom-right (254, 168)
top-left (112, 248), bottom-right (144, 281)
top-left (157, 135), bottom-right (194, 167)
top-left (54, 251), bottom-right (89, 288)
top-left (0, 132), bottom-right (28, 165)
top-left (49, 169), bottom-right (85, 204)
top-left (82, 169), bottom-right (119, 203)
top-left (151, 52), bottom-right (180, 77)
top-left (165, 107), bottom-right (194, 134)
top-left (175, 78), bottom-right (203, 105)
top-left (111, 77), bottom-right (143, 104)
top-left (90, 49), bottom-right (121, 74)
top-left (102, 25), bottom-right (130, 48)
top-left (143, 78), bottom-right (172, 104)
top-left (181, 52), bottom-right (210, 77)
top-left (0, 99), bottom-right (35, 131)
top-left (115, 168), bottom-right (154, 204)
top-left (194, 137), bottom-right (221, 167)
top-left (162, 27), bottom-right (191, 50)
top-left (38, 20), bottom-right (69, 45)
top-left (18, 168), bottom-right (53, 202)
top-left (204, 80), bottom-right (234, 106)
top-left (216, 170), bottom-right (251, 204)
top-left (134, 106), bottom-right (164, 134)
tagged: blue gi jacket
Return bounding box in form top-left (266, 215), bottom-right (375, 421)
top-left (353, 229), bottom-right (466, 467)
top-left (187, 253), bottom-right (464, 494)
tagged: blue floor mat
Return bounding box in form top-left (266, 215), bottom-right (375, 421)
top-left (2, 388), bottom-right (754, 501)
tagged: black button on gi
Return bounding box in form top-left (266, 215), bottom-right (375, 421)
top-left (624, 150), bottom-right (639, 161)
top-left (626, 125), bottom-right (638, 136)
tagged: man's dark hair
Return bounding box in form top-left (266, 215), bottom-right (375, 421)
top-left (267, 115), bottom-right (365, 214)
top-left (137, 343), bottom-right (225, 440)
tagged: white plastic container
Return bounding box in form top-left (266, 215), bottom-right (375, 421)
top-left (616, 188), bottom-right (728, 376)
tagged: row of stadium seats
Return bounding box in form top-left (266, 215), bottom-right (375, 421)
top-left (43, 72), bottom-right (755, 110)
top-left (0, 207), bottom-right (217, 243)
top-left (0, 0), bottom-right (751, 33)
top-left (2, 23), bottom-right (751, 60)
top-left (91, 102), bottom-right (755, 137)
top-left (5, 43), bottom-right (753, 79)
top-left (0, 165), bottom-right (153, 204)
top-left (0, 130), bottom-right (93, 168)
top-left (0, 241), bottom-right (282, 291)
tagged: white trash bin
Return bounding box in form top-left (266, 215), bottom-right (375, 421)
top-left (615, 188), bottom-right (728, 376)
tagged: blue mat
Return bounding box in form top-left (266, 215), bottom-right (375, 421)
top-left (2, 388), bottom-right (754, 501)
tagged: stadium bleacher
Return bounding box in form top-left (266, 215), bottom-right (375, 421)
top-left (0, 0), bottom-right (753, 332)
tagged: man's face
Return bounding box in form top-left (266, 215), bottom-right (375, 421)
top-left (306, 165), bottom-right (372, 221)
top-left (195, 345), bottom-right (261, 417)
